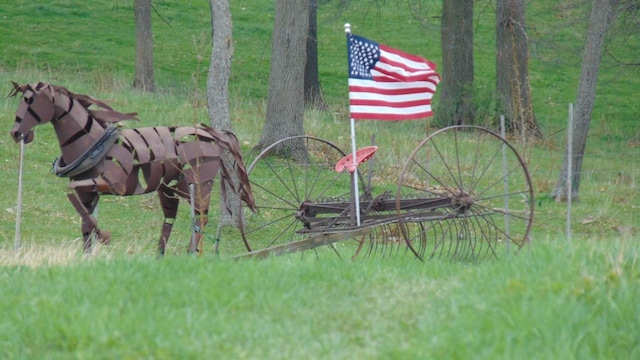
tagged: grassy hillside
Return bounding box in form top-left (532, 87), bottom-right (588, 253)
top-left (1, 0), bottom-right (638, 245)
top-left (2, 1), bottom-right (637, 127)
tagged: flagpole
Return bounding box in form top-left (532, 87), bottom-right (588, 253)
top-left (349, 118), bottom-right (361, 226)
top-left (345, 23), bottom-right (361, 226)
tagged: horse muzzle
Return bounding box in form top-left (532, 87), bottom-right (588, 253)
top-left (10, 129), bottom-right (34, 144)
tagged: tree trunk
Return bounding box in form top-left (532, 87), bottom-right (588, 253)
top-left (133, 0), bottom-right (155, 92)
top-left (208, 0), bottom-right (233, 131)
top-left (304, 0), bottom-right (327, 110)
top-left (552, 0), bottom-right (616, 201)
top-left (438, 0), bottom-right (474, 126)
top-left (496, 0), bottom-right (541, 139)
top-left (208, 0), bottom-right (238, 226)
top-left (256, 0), bottom-right (309, 160)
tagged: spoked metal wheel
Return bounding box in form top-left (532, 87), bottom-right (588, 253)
top-left (396, 126), bottom-right (534, 262)
top-left (239, 136), bottom-right (369, 259)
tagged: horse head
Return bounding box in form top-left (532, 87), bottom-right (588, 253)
top-left (8, 81), bottom-right (57, 144)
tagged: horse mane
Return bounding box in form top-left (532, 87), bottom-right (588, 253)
top-left (52, 84), bottom-right (140, 125)
top-left (9, 81), bottom-right (139, 125)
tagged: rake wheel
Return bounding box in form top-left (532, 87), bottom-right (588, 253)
top-left (396, 126), bottom-right (534, 262)
top-left (239, 136), bottom-right (367, 259)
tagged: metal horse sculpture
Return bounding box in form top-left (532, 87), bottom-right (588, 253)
top-left (9, 82), bottom-right (255, 254)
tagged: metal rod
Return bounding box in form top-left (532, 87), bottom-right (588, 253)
top-left (214, 223), bottom-right (221, 256)
top-left (567, 103), bottom-right (573, 241)
top-left (349, 118), bottom-right (361, 226)
top-left (500, 115), bottom-right (511, 253)
top-left (189, 183), bottom-right (198, 252)
top-left (345, 23), bottom-right (361, 226)
top-left (15, 140), bottom-right (25, 251)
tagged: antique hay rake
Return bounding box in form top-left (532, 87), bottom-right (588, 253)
top-left (237, 127), bottom-right (534, 262)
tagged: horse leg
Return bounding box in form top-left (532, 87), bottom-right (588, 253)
top-left (189, 210), bottom-right (209, 254)
top-left (67, 190), bottom-right (108, 253)
top-left (187, 181), bottom-right (213, 254)
top-left (158, 186), bottom-right (179, 256)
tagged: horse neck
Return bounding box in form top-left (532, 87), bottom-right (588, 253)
top-left (52, 93), bottom-right (107, 164)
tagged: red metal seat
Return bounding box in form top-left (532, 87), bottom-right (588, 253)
top-left (335, 146), bottom-right (378, 173)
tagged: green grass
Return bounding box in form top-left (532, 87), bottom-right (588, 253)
top-left (1, 238), bottom-right (638, 358)
top-left (1, 0), bottom-right (639, 358)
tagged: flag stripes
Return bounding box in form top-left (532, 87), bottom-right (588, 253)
top-left (347, 33), bottom-right (440, 121)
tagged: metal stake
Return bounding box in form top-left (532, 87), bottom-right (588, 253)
top-left (15, 140), bottom-right (25, 251)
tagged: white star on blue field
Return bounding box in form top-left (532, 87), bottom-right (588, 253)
top-left (349, 36), bottom-right (380, 80)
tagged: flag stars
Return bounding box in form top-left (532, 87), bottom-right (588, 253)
top-left (349, 37), bottom-right (380, 80)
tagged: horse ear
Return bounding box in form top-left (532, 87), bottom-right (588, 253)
top-left (7, 81), bottom-right (27, 98)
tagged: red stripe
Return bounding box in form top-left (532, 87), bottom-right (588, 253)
top-left (351, 111), bottom-right (433, 121)
top-left (349, 85), bottom-right (435, 96)
top-left (379, 44), bottom-right (432, 67)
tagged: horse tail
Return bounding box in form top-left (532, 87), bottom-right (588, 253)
top-left (199, 124), bottom-right (257, 213)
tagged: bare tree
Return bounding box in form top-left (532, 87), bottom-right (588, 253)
top-left (552, 0), bottom-right (618, 201)
top-left (438, 0), bottom-right (474, 126)
top-left (304, 0), bottom-right (327, 109)
top-left (256, 0), bottom-right (309, 159)
top-left (208, 0), bottom-right (238, 225)
top-left (208, 0), bottom-right (233, 132)
top-left (133, 0), bottom-right (155, 92)
top-left (496, 0), bottom-right (541, 138)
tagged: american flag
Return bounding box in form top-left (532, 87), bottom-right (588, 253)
top-left (347, 33), bottom-right (441, 120)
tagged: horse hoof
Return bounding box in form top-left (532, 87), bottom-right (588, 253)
top-left (98, 230), bottom-right (111, 245)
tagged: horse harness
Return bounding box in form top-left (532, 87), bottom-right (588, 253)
top-left (53, 124), bottom-right (121, 178)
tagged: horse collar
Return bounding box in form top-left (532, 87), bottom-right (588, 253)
top-left (53, 124), bottom-right (121, 177)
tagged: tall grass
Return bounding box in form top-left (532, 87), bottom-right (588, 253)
top-left (1, 238), bottom-right (638, 358)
